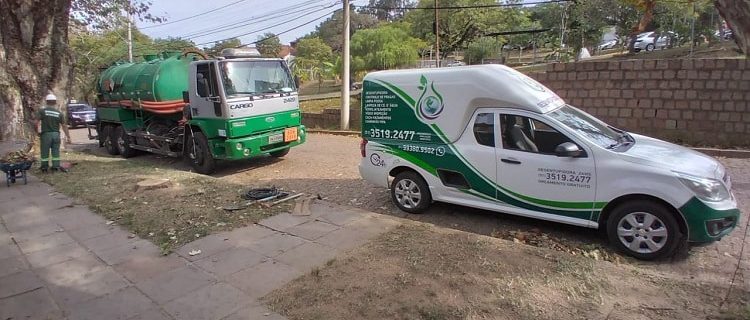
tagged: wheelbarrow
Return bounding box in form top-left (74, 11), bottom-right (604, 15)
top-left (0, 160), bottom-right (34, 187)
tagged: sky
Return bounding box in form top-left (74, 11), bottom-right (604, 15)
top-left (136, 0), bottom-right (546, 48)
top-left (135, 0), bottom-right (370, 47)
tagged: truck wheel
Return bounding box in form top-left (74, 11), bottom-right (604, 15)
top-left (186, 131), bottom-right (216, 174)
top-left (113, 126), bottom-right (137, 158)
top-left (606, 200), bottom-right (683, 260)
top-left (102, 125), bottom-right (119, 155)
top-left (390, 171), bottom-right (432, 214)
top-left (269, 148), bottom-right (290, 158)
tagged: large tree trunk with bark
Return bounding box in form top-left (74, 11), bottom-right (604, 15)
top-left (0, 0), bottom-right (73, 150)
top-left (627, 0), bottom-right (656, 53)
top-left (714, 0), bottom-right (750, 56)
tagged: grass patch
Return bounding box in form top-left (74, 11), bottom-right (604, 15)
top-left (299, 80), bottom-right (341, 96)
top-left (40, 150), bottom-right (290, 254)
top-left (300, 97), bottom-right (360, 114)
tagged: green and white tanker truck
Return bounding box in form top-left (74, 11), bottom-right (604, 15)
top-left (92, 48), bottom-right (306, 174)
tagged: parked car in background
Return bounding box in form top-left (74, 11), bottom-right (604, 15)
top-left (633, 31), bottom-right (675, 52)
top-left (597, 39), bottom-right (618, 51)
top-left (715, 29), bottom-right (733, 40)
top-left (66, 102), bottom-right (96, 128)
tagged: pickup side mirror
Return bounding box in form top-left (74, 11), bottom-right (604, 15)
top-left (555, 142), bottom-right (583, 157)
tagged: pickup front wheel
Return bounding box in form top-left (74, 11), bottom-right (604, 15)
top-left (186, 131), bottom-right (216, 174)
top-left (607, 200), bottom-right (683, 260)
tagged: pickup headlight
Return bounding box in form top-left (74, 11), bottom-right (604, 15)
top-left (675, 172), bottom-right (730, 202)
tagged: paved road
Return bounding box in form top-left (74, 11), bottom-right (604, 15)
top-left (0, 174), bottom-right (397, 320)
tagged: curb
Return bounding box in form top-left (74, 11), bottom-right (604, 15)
top-left (692, 147), bottom-right (750, 159)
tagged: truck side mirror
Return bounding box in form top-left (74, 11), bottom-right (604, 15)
top-left (555, 142), bottom-right (583, 157)
top-left (182, 91), bottom-right (189, 103)
top-left (294, 75), bottom-right (300, 89)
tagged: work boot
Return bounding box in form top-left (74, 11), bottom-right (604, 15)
top-left (40, 167), bottom-right (48, 173)
top-left (58, 167), bottom-right (68, 173)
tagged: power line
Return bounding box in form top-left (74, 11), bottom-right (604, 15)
top-left (182, 1), bottom-right (332, 40)
top-left (242, 7), bottom-right (340, 46)
top-left (357, 0), bottom-right (572, 10)
top-left (196, 4), bottom-right (338, 46)
top-left (179, 0), bottom-right (323, 39)
top-left (140, 0), bottom-right (248, 29)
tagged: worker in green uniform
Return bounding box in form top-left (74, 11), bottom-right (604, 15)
top-left (35, 94), bottom-right (72, 173)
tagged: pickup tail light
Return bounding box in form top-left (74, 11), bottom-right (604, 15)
top-left (360, 138), bottom-right (368, 157)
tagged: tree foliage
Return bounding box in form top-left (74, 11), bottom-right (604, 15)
top-left (359, 0), bottom-right (415, 21)
top-left (203, 38), bottom-right (241, 57)
top-left (306, 8), bottom-right (379, 52)
top-left (350, 22), bottom-right (427, 70)
top-left (256, 32), bottom-right (281, 58)
top-left (464, 37), bottom-right (501, 64)
top-left (406, 0), bottom-right (528, 57)
top-left (295, 37), bottom-right (333, 63)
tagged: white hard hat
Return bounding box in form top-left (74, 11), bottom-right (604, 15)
top-left (45, 94), bottom-right (57, 101)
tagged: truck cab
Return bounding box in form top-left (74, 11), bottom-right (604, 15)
top-left (183, 48), bottom-right (305, 173)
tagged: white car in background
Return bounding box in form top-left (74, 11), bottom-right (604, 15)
top-left (633, 31), bottom-right (675, 52)
top-left (597, 39), bottom-right (618, 51)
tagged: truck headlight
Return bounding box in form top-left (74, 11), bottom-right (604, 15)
top-left (235, 142), bottom-right (243, 151)
top-left (675, 172), bottom-right (729, 202)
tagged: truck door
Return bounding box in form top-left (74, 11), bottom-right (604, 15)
top-left (189, 62), bottom-right (224, 119)
top-left (495, 111), bottom-right (597, 223)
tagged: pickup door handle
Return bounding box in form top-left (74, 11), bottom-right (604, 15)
top-left (501, 158), bottom-right (522, 165)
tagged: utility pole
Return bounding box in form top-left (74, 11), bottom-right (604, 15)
top-left (127, 0), bottom-right (133, 63)
top-left (341, 0), bottom-right (351, 130)
top-left (434, 0), bottom-right (440, 67)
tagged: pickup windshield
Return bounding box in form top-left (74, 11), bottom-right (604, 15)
top-left (547, 105), bottom-right (629, 149)
top-left (219, 61), bottom-right (295, 97)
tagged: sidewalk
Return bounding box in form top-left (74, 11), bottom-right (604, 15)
top-left (0, 175), bottom-right (398, 320)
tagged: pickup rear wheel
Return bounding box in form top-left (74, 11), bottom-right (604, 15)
top-left (113, 126), bottom-right (137, 158)
top-left (391, 171), bottom-right (432, 214)
top-left (606, 200), bottom-right (683, 260)
top-left (102, 125), bottom-right (119, 155)
top-left (186, 131), bottom-right (216, 174)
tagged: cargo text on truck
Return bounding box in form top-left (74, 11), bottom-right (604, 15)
top-left (92, 48), bottom-right (306, 174)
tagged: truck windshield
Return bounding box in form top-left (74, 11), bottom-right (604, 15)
top-left (547, 105), bottom-right (625, 149)
top-left (219, 61), bottom-right (294, 97)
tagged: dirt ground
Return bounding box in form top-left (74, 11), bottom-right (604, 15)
top-left (265, 224), bottom-right (747, 320)
top-left (67, 129), bottom-right (750, 316)
top-left (42, 140), bottom-right (292, 253)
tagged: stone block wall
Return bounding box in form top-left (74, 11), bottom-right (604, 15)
top-left (302, 107), bottom-right (361, 130)
top-left (529, 58), bottom-right (750, 148)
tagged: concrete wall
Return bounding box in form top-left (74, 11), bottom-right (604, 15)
top-left (529, 58), bottom-right (750, 148)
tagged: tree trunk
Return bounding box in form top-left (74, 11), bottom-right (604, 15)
top-left (0, 0), bottom-right (73, 151)
top-left (628, 0), bottom-right (656, 53)
top-left (714, 0), bottom-right (750, 56)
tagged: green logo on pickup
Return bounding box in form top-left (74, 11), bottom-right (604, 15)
top-left (416, 75), bottom-right (444, 120)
